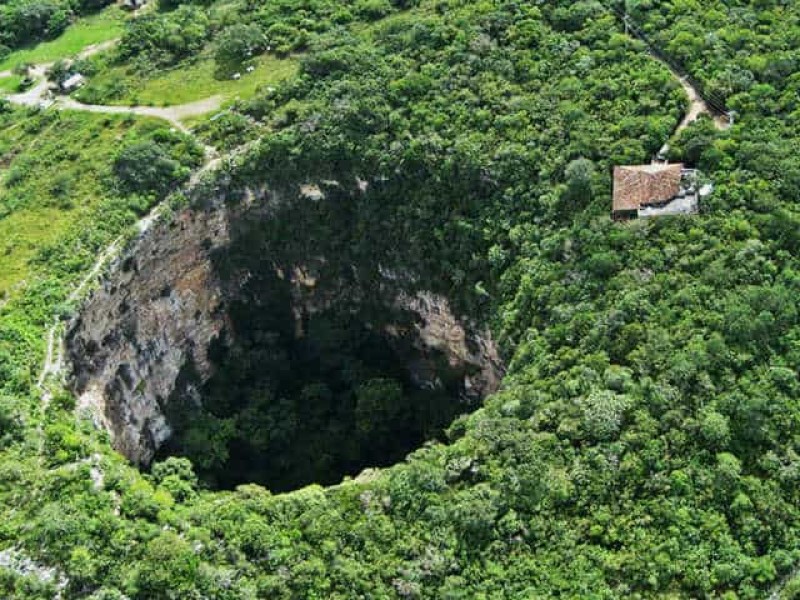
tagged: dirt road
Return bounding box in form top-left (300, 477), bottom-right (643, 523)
top-left (657, 71), bottom-right (729, 157)
top-left (2, 40), bottom-right (222, 130)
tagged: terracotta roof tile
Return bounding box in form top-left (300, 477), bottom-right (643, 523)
top-left (613, 164), bottom-right (683, 213)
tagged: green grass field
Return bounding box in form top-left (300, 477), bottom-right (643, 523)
top-left (135, 54), bottom-right (299, 105)
top-left (0, 110), bottom-right (154, 296)
top-left (77, 53), bottom-right (299, 107)
top-left (0, 75), bottom-right (22, 93)
top-left (0, 7), bottom-right (127, 72)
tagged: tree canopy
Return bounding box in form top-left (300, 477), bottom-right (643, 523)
top-left (1, 0), bottom-right (800, 597)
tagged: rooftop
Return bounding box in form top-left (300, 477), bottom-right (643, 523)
top-left (612, 163), bottom-right (684, 214)
top-left (61, 73), bottom-right (86, 90)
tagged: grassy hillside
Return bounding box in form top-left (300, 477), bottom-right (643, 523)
top-left (0, 110), bottom-right (148, 296)
top-left (0, 104), bottom-right (200, 394)
top-left (0, 76), bottom-right (22, 93)
top-left (76, 52), bottom-right (298, 107)
top-left (0, 0), bottom-right (799, 598)
top-left (0, 6), bottom-right (126, 72)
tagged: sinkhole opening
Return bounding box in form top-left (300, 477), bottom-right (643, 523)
top-left (68, 184), bottom-right (503, 493)
top-left (155, 266), bottom-right (499, 492)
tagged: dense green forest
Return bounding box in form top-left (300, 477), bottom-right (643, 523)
top-left (1, 0), bottom-right (800, 597)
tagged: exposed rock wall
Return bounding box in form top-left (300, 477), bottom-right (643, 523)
top-left (398, 291), bottom-right (503, 402)
top-left (67, 197), bottom-right (504, 467)
top-left (67, 205), bottom-right (233, 465)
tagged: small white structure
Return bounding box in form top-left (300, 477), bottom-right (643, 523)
top-left (121, 0), bottom-right (146, 10)
top-left (61, 73), bottom-right (86, 93)
top-left (246, 65), bottom-right (255, 73)
top-left (232, 72), bottom-right (241, 80)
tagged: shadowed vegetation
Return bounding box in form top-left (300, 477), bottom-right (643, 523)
top-left (0, 0), bottom-right (799, 597)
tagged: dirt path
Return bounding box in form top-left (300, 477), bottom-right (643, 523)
top-left (5, 66), bottom-right (49, 105)
top-left (675, 77), bottom-right (717, 133)
top-left (6, 76), bottom-right (222, 132)
top-left (610, 9), bottom-right (731, 155)
top-left (672, 72), bottom-right (730, 133)
top-left (56, 95), bottom-right (224, 131)
top-left (37, 237), bottom-right (122, 394)
top-left (37, 212), bottom-right (159, 405)
top-left (656, 77), bottom-right (729, 157)
top-left (0, 39), bottom-right (117, 80)
top-left (2, 39), bottom-right (222, 130)
top-left (657, 75), bottom-right (726, 156)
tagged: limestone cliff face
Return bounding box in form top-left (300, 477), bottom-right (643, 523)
top-left (67, 204), bottom-right (234, 465)
top-left (67, 195), bottom-right (504, 467)
top-left (398, 291), bottom-right (503, 402)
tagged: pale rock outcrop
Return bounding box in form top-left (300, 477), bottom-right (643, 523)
top-left (67, 205), bottom-right (233, 465)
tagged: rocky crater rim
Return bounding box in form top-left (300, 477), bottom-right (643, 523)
top-left (66, 188), bottom-right (504, 490)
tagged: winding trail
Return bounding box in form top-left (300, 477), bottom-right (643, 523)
top-left (5, 69), bottom-right (223, 132)
top-left (674, 75), bottom-right (729, 134)
top-left (34, 136), bottom-right (227, 405)
top-left (2, 39), bottom-right (223, 131)
top-left (36, 237), bottom-right (123, 390)
top-left (55, 95), bottom-right (224, 132)
top-left (657, 73), bottom-right (730, 156)
top-left (608, 7), bottom-right (731, 156)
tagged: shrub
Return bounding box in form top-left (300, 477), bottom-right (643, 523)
top-left (0, 395), bottom-right (22, 447)
top-left (120, 479), bottom-right (174, 520)
top-left (214, 23), bottom-right (266, 72)
top-left (151, 456), bottom-right (197, 486)
top-left (118, 6), bottom-right (209, 67)
top-left (355, 0), bottom-right (393, 21)
top-left (113, 140), bottom-right (187, 195)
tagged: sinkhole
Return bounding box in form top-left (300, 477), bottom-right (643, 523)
top-left (158, 273), bottom-right (499, 491)
top-left (66, 186), bottom-right (503, 492)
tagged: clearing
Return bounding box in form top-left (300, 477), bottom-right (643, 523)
top-left (0, 6), bottom-right (126, 72)
top-left (76, 53), bottom-right (299, 107)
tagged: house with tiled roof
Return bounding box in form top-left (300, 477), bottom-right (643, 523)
top-left (612, 163), bottom-right (701, 220)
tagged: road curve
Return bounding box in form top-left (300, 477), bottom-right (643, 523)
top-left (2, 39), bottom-right (223, 130)
top-left (56, 95), bottom-right (224, 131)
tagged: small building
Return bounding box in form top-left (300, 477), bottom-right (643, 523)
top-left (60, 73), bottom-right (86, 93)
top-left (121, 0), bottom-right (146, 9)
top-left (612, 163), bottom-right (700, 220)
